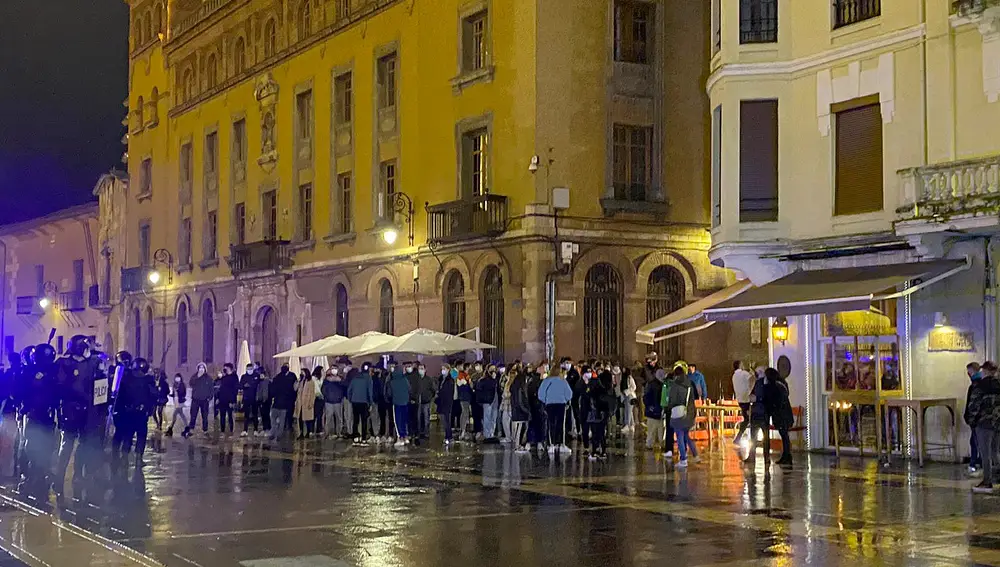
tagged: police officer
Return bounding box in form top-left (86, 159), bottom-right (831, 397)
top-left (113, 357), bottom-right (156, 468)
top-left (13, 345), bottom-right (37, 477)
top-left (55, 336), bottom-right (109, 493)
top-left (19, 344), bottom-right (59, 496)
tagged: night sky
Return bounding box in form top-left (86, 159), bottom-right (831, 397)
top-left (0, 1), bottom-right (129, 224)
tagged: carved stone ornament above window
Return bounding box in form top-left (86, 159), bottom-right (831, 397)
top-left (960, 4), bottom-right (1000, 102)
top-left (256, 73), bottom-right (280, 172)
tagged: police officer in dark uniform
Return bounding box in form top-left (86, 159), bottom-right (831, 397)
top-left (13, 345), bottom-right (37, 477)
top-left (19, 343), bottom-right (59, 496)
top-left (55, 335), bottom-right (110, 494)
top-left (112, 357), bottom-right (156, 468)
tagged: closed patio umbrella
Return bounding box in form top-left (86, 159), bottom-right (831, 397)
top-left (315, 331), bottom-right (396, 357)
top-left (354, 328), bottom-right (494, 357)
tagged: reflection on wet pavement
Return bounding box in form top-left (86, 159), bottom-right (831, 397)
top-left (1, 434), bottom-right (1000, 566)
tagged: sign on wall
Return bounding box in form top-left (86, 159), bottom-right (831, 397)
top-left (556, 300), bottom-right (576, 317)
top-left (928, 328), bottom-right (975, 352)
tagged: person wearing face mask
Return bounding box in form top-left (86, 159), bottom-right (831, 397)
top-left (498, 365), bottom-right (513, 442)
top-left (456, 365), bottom-right (474, 441)
top-left (414, 363), bottom-right (435, 440)
top-left (347, 362), bottom-right (374, 445)
top-left (576, 366), bottom-right (595, 454)
top-left (526, 363), bottom-right (547, 451)
top-left (563, 358), bottom-right (581, 440)
top-left (322, 367), bottom-right (347, 439)
top-left (643, 369), bottom-right (666, 450)
top-left (240, 364), bottom-right (260, 437)
top-left (218, 363), bottom-right (240, 437)
top-left (166, 373), bottom-right (189, 438)
top-left (387, 362), bottom-right (411, 447)
top-left (470, 362), bottom-right (485, 439)
top-left (618, 366), bottom-right (637, 434)
top-left (538, 364), bottom-right (573, 455)
top-left (476, 364), bottom-right (499, 441)
top-left (187, 363), bottom-right (213, 437)
top-left (437, 366), bottom-right (458, 446)
top-left (256, 367), bottom-right (272, 436)
top-left (268, 363), bottom-right (298, 441)
top-left (509, 363), bottom-right (531, 453)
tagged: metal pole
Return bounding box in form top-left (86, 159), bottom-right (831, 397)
top-left (0, 239), bottom-right (6, 363)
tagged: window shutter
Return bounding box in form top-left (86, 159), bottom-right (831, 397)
top-left (739, 100), bottom-right (779, 222)
top-left (835, 100), bottom-right (883, 216)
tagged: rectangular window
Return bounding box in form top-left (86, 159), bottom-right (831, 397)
top-left (614, 1), bottom-right (652, 64)
top-left (379, 160), bottom-right (396, 218)
top-left (232, 118), bottom-right (247, 176)
top-left (712, 0), bottom-right (721, 54)
top-left (234, 202), bottom-right (246, 245)
top-left (335, 72), bottom-right (352, 124)
top-left (180, 143), bottom-right (193, 184)
top-left (711, 105), bottom-right (722, 228)
top-left (834, 97), bottom-right (883, 216)
top-left (180, 217), bottom-right (192, 265)
top-left (833, 0), bottom-right (880, 29)
top-left (462, 11), bottom-right (488, 72)
top-left (377, 53), bottom-right (397, 110)
top-left (739, 100), bottom-right (779, 222)
top-left (34, 265), bottom-right (44, 297)
top-left (140, 158), bottom-right (152, 194)
top-left (73, 259), bottom-right (84, 291)
top-left (338, 173), bottom-right (353, 233)
top-left (740, 0), bottom-right (777, 44)
top-left (299, 183), bottom-right (313, 240)
top-left (206, 210), bottom-right (218, 260)
top-left (296, 90), bottom-right (312, 141)
top-left (612, 124), bottom-right (653, 201)
top-left (205, 132), bottom-right (218, 174)
top-left (138, 221), bottom-right (151, 266)
top-left (263, 190), bottom-right (278, 240)
top-left (462, 128), bottom-right (490, 197)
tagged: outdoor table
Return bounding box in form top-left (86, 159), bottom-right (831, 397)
top-left (697, 403), bottom-right (743, 445)
top-left (880, 397), bottom-right (959, 467)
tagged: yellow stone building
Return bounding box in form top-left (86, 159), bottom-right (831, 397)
top-left (108, 0), bottom-right (750, 379)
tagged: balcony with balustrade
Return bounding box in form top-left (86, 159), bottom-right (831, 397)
top-left (59, 290), bottom-right (86, 312)
top-left (426, 195), bottom-right (509, 245)
top-left (121, 266), bottom-right (150, 294)
top-left (895, 155), bottom-right (1000, 235)
top-left (16, 296), bottom-right (42, 316)
top-left (228, 240), bottom-right (292, 277)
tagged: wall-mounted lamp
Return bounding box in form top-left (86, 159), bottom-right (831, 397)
top-left (771, 316), bottom-right (789, 345)
top-left (149, 248), bottom-right (174, 286)
top-left (376, 191), bottom-right (414, 246)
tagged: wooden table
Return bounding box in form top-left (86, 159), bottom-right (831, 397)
top-left (698, 404), bottom-right (743, 445)
top-left (881, 397), bottom-right (959, 467)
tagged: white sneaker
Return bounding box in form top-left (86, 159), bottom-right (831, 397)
top-left (240, 431), bottom-right (248, 438)
top-left (691, 455), bottom-right (702, 464)
top-left (970, 468), bottom-right (985, 478)
top-left (664, 451), bottom-right (673, 458)
top-left (547, 445), bottom-right (557, 455)
top-left (677, 459), bottom-right (689, 468)
top-left (394, 440), bottom-right (405, 448)
top-left (559, 444), bottom-right (572, 454)
top-left (515, 447), bottom-right (529, 455)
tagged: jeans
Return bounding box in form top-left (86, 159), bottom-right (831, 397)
top-left (500, 406), bottom-right (512, 440)
top-left (418, 403), bottom-right (432, 437)
top-left (591, 421), bottom-right (608, 455)
top-left (377, 403), bottom-right (393, 437)
top-left (977, 426), bottom-right (998, 485)
top-left (170, 404), bottom-right (189, 431)
top-left (394, 405), bottom-right (409, 438)
top-left (441, 412), bottom-right (454, 441)
top-left (459, 401), bottom-right (471, 438)
top-left (622, 400), bottom-right (633, 427)
top-left (676, 427), bottom-right (697, 461)
top-left (482, 402), bottom-right (498, 439)
top-left (545, 404), bottom-right (566, 446)
top-left (511, 421), bottom-right (526, 448)
top-left (776, 426), bottom-right (792, 462)
top-left (190, 399), bottom-right (210, 432)
top-left (750, 419), bottom-right (771, 462)
top-left (313, 399), bottom-right (325, 433)
top-left (972, 428), bottom-right (982, 468)
top-left (243, 401), bottom-right (259, 432)
top-left (646, 417), bottom-right (665, 448)
top-left (324, 402), bottom-right (343, 436)
top-left (260, 401), bottom-right (272, 431)
top-left (735, 403), bottom-right (751, 440)
top-left (352, 402), bottom-right (370, 440)
top-left (269, 408), bottom-right (288, 440)
top-left (219, 401), bottom-right (235, 433)
top-left (112, 410), bottom-right (148, 458)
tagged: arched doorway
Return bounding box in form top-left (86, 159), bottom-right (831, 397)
top-left (443, 270), bottom-right (466, 335)
top-left (258, 306), bottom-right (278, 374)
top-left (480, 265), bottom-right (504, 361)
top-left (647, 265), bottom-right (686, 362)
top-left (584, 263), bottom-right (622, 361)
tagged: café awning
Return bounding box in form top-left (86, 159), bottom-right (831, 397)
top-left (635, 280), bottom-right (753, 345)
top-left (702, 258), bottom-right (970, 322)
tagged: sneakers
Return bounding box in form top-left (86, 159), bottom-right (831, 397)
top-left (677, 459), bottom-right (689, 468)
top-left (547, 445), bottom-right (557, 455)
top-left (973, 480), bottom-right (995, 494)
top-left (970, 468), bottom-right (984, 478)
top-left (663, 451), bottom-right (673, 458)
top-left (588, 454), bottom-right (598, 462)
top-left (165, 428), bottom-right (173, 437)
top-left (394, 440), bottom-right (406, 448)
top-left (240, 431), bottom-right (248, 438)
top-left (690, 455), bottom-right (702, 464)
top-left (559, 444), bottom-right (572, 455)
top-left (515, 446), bottom-right (529, 454)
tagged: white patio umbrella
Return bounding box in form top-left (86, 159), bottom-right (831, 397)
top-left (315, 331), bottom-right (396, 357)
top-left (236, 340), bottom-right (251, 374)
top-left (309, 356), bottom-right (329, 372)
top-left (354, 328), bottom-right (495, 357)
top-left (274, 335), bottom-right (348, 358)
top-left (287, 342), bottom-right (302, 376)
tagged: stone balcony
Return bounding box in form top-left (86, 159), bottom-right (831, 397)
top-left (426, 195), bottom-right (509, 245)
top-left (895, 154), bottom-right (1000, 234)
top-left (228, 240), bottom-right (292, 277)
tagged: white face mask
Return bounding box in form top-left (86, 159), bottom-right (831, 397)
top-left (583, 372), bottom-right (592, 380)
top-left (562, 362), bottom-right (571, 370)
top-left (441, 368), bottom-right (449, 376)
top-left (404, 367), bottom-right (412, 373)
top-left (613, 367), bottom-right (621, 375)
top-left (474, 365), bottom-right (482, 372)
top-left (331, 368), bottom-right (339, 376)
top-left (418, 368), bottom-right (426, 376)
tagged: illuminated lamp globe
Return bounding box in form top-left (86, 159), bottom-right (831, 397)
top-left (382, 228), bottom-right (399, 245)
top-left (148, 270), bottom-right (162, 285)
top-left (38, 297), bottom-right (50, 310)
top-left (771, 317), bottom-right (789, 344)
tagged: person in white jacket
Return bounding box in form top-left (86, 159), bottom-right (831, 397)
top-left (617, 366), bottom-right (638, 434)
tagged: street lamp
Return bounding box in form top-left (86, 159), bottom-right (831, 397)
top-left (38, 297), bottom-right (50, 310)
top-left (149, 248), bottom-right (173, 286)
top-left (39, 281), bottom-right (58, 310)
top-left (376, 191), bottom-right (414, 246)
top-left (147, 270), bottom-right (162, 285)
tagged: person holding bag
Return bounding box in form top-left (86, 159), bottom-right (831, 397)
top-left (665, 366), bottom-right (699, 467)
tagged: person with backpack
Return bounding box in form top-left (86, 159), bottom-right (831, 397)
top-left (664, 366), bottom-right (699, 467)
top-left (764, 368), bottom-right (794, 466)
top-left (644, 368), bottom-right (666, 450)
top-left (965, 361), bottom-right (1000, 493)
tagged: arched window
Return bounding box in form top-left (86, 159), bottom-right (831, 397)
top-left (177, 303), bottom-right (189, 365)
top-left (584, 263), bottom-right (622, 360)
top-left (297, 1), bottom-right (312, 42)
top-left (145, 306), bottom-right (155, 360)
top-left (335, 284), bottom-right (349, 336)
top-left (143, 12), bottom-right (152, 44)
top-left (134, 18), bottom-right (143, 46)
top-left (233, 37), bottom-right (246, 75)
top-left (149, 88), bottom-right (158, 124)
top-left (480, 265), bottom-right (504, 361)
top-left (202, 298), bottom-right (214, 363)
top-left (182, 68), bottom-right (194, 102)
top-left (378, 279), bottom-right (394, 335)
top-left (647, 265), bottom-right (686, 362)
top-left (205, 54), bottom-right (218, 89)
top-left (263, 19), bottom-right (277, 58)
top-left (135, 96), bottom-right (144, 128)
top-left (443, 270), bottom-right (466, 335)
top-left (133, 307), bottom-right (141, 355)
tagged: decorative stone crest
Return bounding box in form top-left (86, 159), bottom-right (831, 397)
top-left (255, 72), bottom-right (279, 171)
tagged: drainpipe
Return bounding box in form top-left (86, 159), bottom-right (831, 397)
top-left (987, 238), bottom-right (998, 361)
top-left (544, 209), bottom-right (564, 361)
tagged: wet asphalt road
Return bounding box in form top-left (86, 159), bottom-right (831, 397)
top-left (0, 428), bottom-right (999, 566)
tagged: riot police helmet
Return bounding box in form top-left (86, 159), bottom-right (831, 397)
top-left (31, 343), bottom-right (56, 366)
top-left (132, 357), bottom-right (151, 375)
top-left (115, 350), bottom-right (134, 368)
top-left (67, 335), bottom-right (91, 358)
top-left (19, 346), bottom-right (35, 365)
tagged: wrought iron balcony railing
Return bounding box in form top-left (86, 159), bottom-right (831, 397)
top-left (228, 240), bottom-right (292, 276)
top-left (171, 0), bottom-right (233, 38)
top-left (88, 284), bottom-right (109, 308)
top-left (896, 154), bottom-right (1000, 220)
top-left (833, 0), bottom-right (881, 29)
top-left (16, 296), bottom-right (41, 316)
top-left (953, 0), bottom-right (1000, 17)
top-left (426, 195), bottom-right (509, 244)
top-left (121, 266), bottom-right (149, 294)
top-left (59, 290), bottom-right (86, 312)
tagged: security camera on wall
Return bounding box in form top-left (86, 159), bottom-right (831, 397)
top-left (528, 155), bottom-right (540, 173)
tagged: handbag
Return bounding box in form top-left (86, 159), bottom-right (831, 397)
top-left (670, 386), bottom-right (691, 420)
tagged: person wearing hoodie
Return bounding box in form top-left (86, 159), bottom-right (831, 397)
top-left (371, 365), bottom-right (391, 442)
top-left (688, 363), bottom-right (708, 401)
top-left (437, 366), bottom-right (458, 445)
top-left (415, 363), bottom-right (436, 439)
top-left (321, 367), bottom-right (347, 439)
top-left (154, 371), bottom-right (170, 431)
top-left (665, 366), bottom-right (698, 467)
top-left (643, 368), bottom-right (667, 450)
top-left (588, 372), bottom-right (614, 461)
top-left (456, 366), bottom-right (474, 440)
top-left (538, 367), bottom-right (574, 454)
top-left (387, 365), bottom-right (411, 446)
top-left (187, 363), bottom-right (213, 436)
top-left (218, 363), bottom-right (240, 436)
top-left (268, 364), bottom-right (297, 441)
top-left (166, 373), bottom-right (189, 438)
top-left (966, 361), bottom-right (1000, 493)
top-left (562, 358), bottom-right (581, 439)
top-left (476, 365), bottom-right (499, 441)
top-left (346, 363), bottom-right (374, 444)
top-left (240, 364), bottom-right (260, 437)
